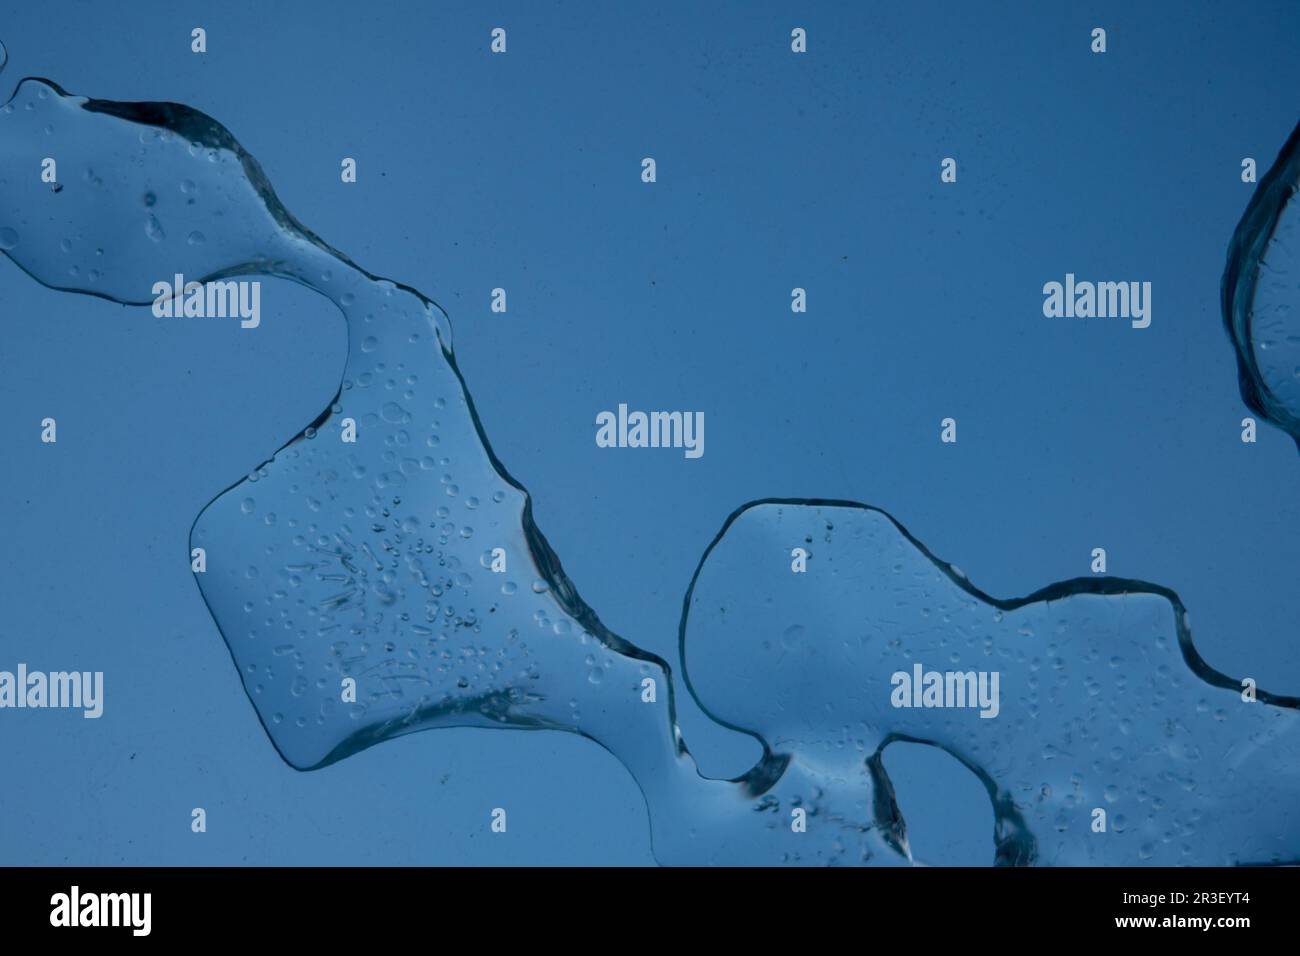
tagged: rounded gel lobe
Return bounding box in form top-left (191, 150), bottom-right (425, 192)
top-left (1224, 121), bottom-right (1300, 445)
top-left (683, 503), bottom-right (1300, 865)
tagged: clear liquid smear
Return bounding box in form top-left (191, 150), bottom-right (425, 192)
top-left (1224, 119), bottom-right (1300, 447)
top-left (2, 72), bottom-right (1298, 865)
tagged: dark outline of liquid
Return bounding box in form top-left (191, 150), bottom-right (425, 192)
top-left (1222, 119), bottom-right (1300, 449)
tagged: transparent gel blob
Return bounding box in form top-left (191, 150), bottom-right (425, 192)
top-left (3, 74), bottom-right (1297, 865)
top-left (683, 501), bottom-right (1300, 865)
top-left (1224, 121), bottom-right (1300, 446)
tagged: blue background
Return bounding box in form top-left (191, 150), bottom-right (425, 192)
top-left (2, 0), bottom-right (1298, 865)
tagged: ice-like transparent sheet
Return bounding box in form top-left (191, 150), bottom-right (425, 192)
top-left (3, 65), bottom-right (1297, 865)
top-left (683, 501), bottom-right (1300, 865)
top-left (1224, 121), bottom-right (1300, 445)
